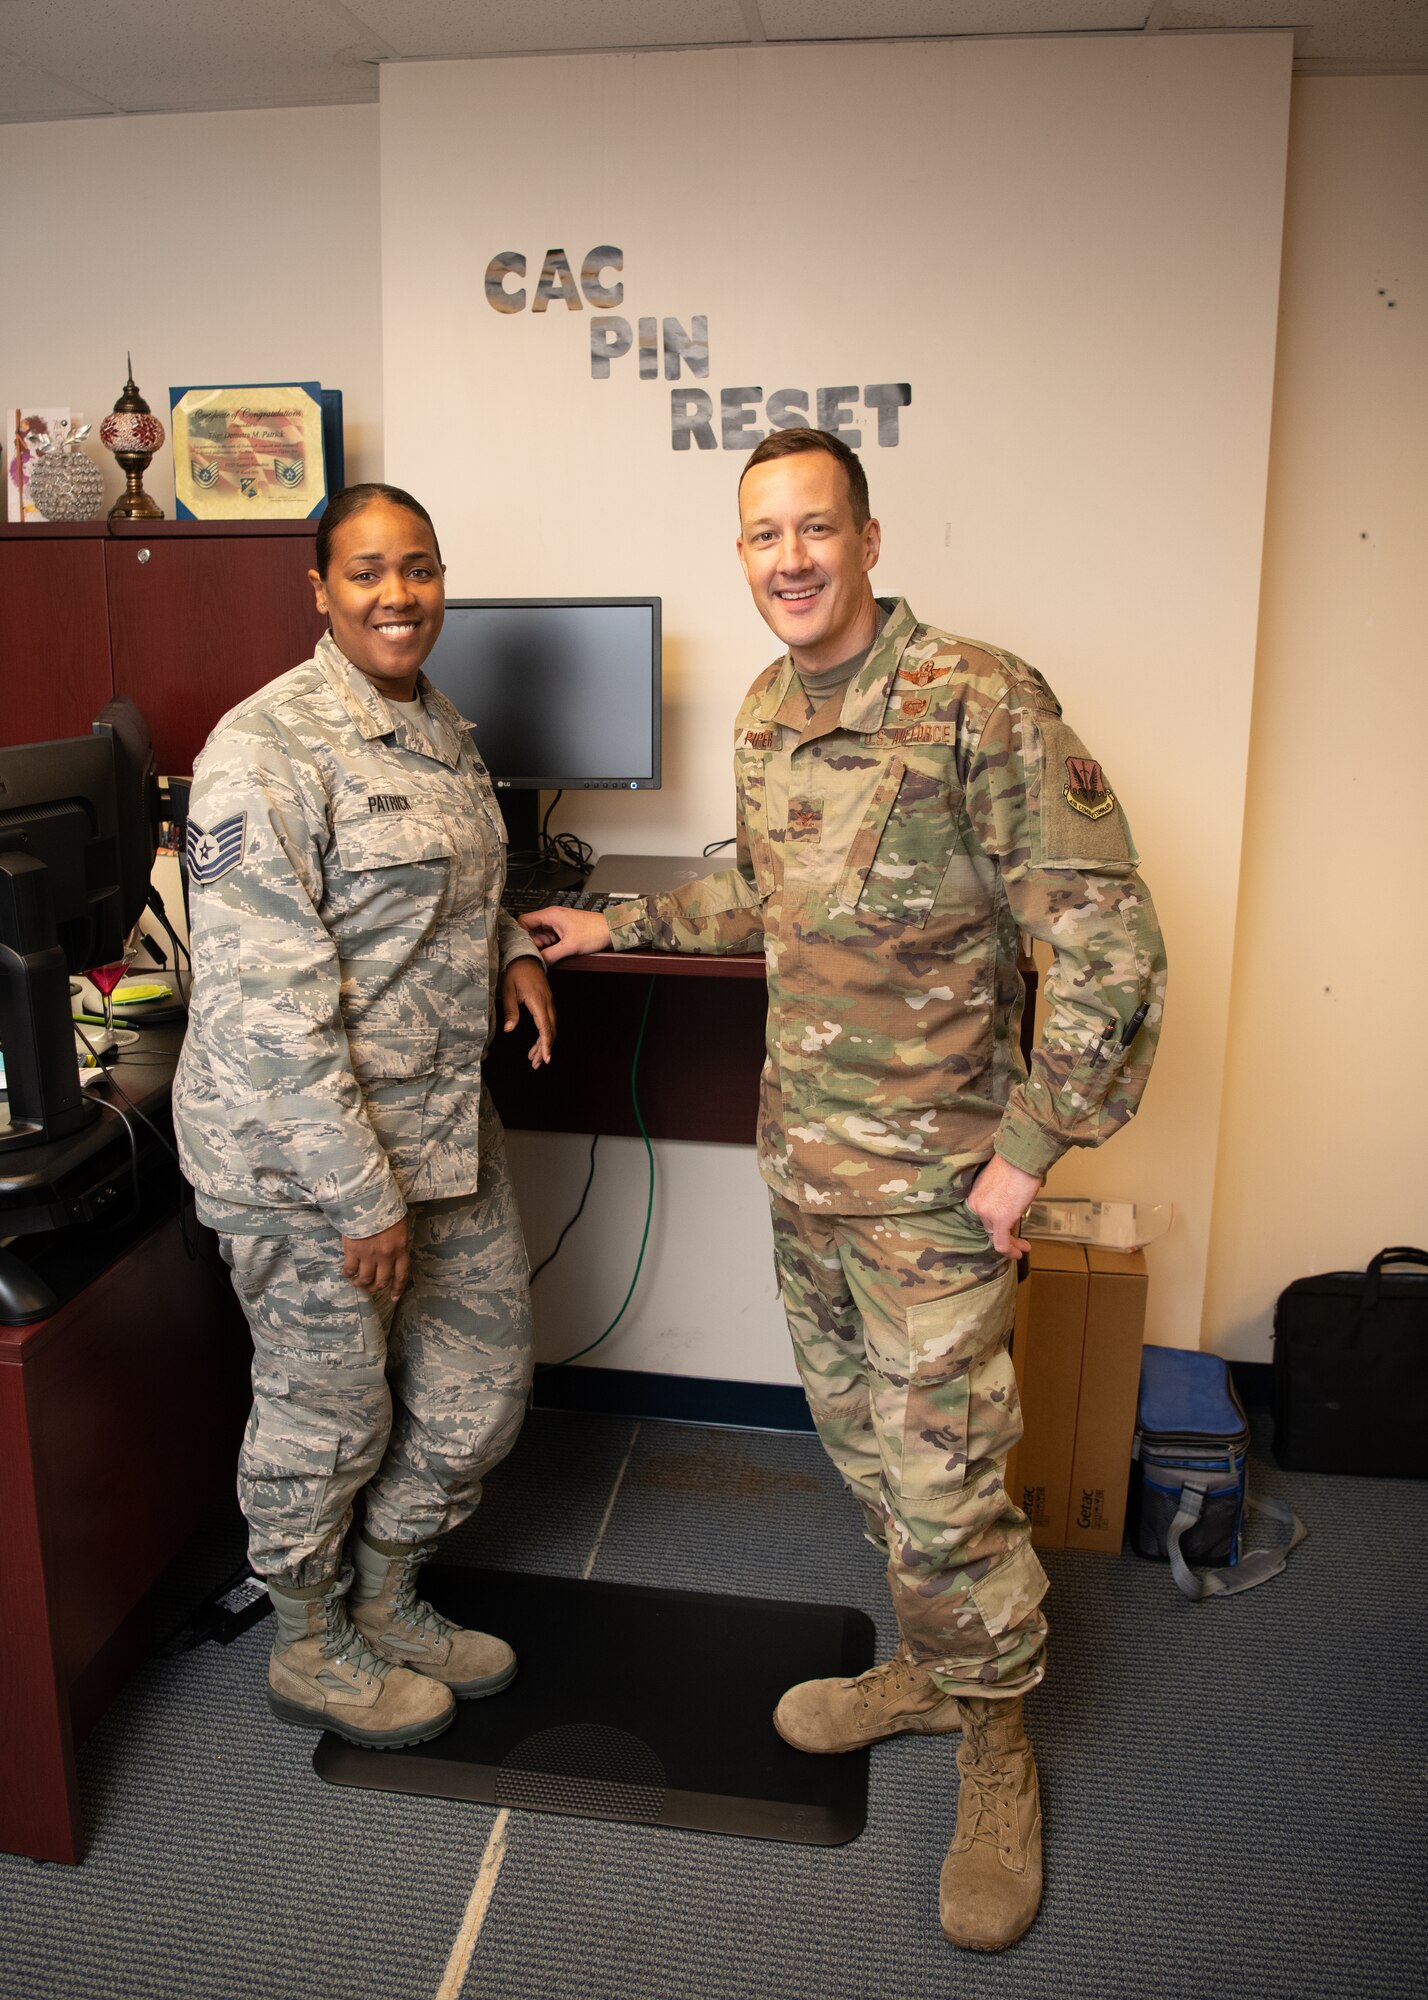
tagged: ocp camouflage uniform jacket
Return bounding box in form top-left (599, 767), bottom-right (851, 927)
top-left (606, 597), bottom-right (1167, 1214)
top-left (173, 633), bottom-right (543, 1237)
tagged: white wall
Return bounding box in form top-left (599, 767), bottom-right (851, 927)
top-left (1202, 78), bottom-right (1428, 1360)
top-left (0, 105), bottom-right (384, 512)
top-left (382, 35), bottom-right (1293, 1369)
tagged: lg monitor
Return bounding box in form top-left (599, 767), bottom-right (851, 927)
top-left (420, 597), bottom-right (661, 854)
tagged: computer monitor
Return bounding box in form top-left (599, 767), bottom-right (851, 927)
top-left (93, 696), bottom-right (160, 938)
top-left (420, 598), bottom-right (661, 853)
top-left (0, 702), bottom-right (157, 1151)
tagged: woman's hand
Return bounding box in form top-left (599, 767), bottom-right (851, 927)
top-left (502, 955), bottom-right (557, 1067)
top-left (342, 1217), bottom-right (411, 1299)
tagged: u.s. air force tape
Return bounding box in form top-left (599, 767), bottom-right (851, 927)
top-left (186, 812), bottom-right (247, 885)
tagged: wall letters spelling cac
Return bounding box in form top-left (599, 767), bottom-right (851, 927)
top-left (486, 245), bottom-right (912, 454)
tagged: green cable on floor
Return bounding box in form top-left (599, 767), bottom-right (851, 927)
top-left (540, 974), bottom-right (657, 1371)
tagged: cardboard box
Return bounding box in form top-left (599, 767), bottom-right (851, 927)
top-left (1004, 1241), bottom-right (1087, 1548)
top-left (1064, 1248), bottom-right (1148, 1552)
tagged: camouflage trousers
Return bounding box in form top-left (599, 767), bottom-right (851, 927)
top-left (213, 1108), bottom-right (532, 1589)
top-left (770, 1192), bottom-right (1048, 1699)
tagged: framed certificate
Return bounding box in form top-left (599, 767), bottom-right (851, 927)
top-left (170, 383), bottom-right (329, 520)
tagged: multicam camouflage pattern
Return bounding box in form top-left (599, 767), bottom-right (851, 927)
top-left (221, 1093), bottom-right (532, 1585)
top-left (174, 633), bottom-right (543, 1240)
top-left (606, 596), bottom-right (1166, 1212)
top-left (770, 1191), bottom-right (1047, 1696)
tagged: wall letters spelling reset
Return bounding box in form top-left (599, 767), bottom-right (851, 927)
top-left (485, 246), bottom-right (912, 453)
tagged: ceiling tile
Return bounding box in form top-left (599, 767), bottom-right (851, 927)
top-left (0, 0), bottom-right (378, 114)
top-left (345, 0), bottom-right (750, 57)
top-left (757, 0), bottom-right (1145, 40)
top-left (0, 48), bottom-right (113, 120)
top-left (1198, 0), bottom-right (1428, 66)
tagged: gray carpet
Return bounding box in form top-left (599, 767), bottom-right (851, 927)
top-left (2, 1409), bottom-right (1425, 2000)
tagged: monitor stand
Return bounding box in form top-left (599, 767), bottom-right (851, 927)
top-left (495, 789), bottom-right (583, 897)
top-left (0, 855), bottom-right (97, 1152)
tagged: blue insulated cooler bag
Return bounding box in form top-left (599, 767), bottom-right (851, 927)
top-left (1128, 1345), bottom-right (1305, 1600)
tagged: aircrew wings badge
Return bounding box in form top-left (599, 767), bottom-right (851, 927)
top-left (1063, 757), bottom-right (1116, 821)
top-left (187, 812), bottom-right (247, 884)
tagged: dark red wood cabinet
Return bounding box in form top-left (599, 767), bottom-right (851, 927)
top-left (0, 520), bottom-right (326, 774)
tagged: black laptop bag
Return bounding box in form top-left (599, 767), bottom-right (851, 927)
top-left (1271, 1246), bottom-right (1428, 1476)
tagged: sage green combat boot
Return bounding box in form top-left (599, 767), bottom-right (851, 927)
top-left (266, 1569), bottom-right (456, 1749)
top-left (773, 1647), bottom-right (961, 1753)
top-left (349, 1532), bottom-right (517, 1698)
top-left (938, 1695), bottom-right (1043, 1951)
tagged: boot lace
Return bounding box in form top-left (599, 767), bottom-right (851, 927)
top-left (321, 1590), bottom-right (391, 1682)
top-left (388, 1552), bottom-right (456, 1644)
top-left (958, 1754), bottom-right (1019, 1849)
top-left (852, 1653), bottom-right (924, 1714)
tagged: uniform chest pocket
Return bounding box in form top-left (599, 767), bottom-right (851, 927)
top-left (331, 810), bottom-right (455, 930)
top-left (334, 810), bottom-right (454, 875)
top-left (838, 758), bottom-right (956, 928)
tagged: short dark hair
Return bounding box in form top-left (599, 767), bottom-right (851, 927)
top-left (314, 482), bottom-right (442, 576)
top-left (739, 427), bottom-right (870, 528)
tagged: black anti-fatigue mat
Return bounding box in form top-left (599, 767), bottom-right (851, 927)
top-left (313, 1566), bottom-right (875, 1845)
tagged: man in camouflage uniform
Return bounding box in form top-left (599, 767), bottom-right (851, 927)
top-left (530, 431), bottom-right (1166, 1951)
top-left (175, 485), bottom-right (554, 1751)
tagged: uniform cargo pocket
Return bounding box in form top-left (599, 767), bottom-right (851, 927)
top-left (238, 1392), bottom-right (343, 1538)
top-left (868, 1264), bottom-right (1017, 1513)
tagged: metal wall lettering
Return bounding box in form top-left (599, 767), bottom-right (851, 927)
top-left (485, 239), bottom-right (912, 449)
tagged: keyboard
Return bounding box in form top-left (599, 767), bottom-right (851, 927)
top-left (501, 884), bottom-right (621, 917)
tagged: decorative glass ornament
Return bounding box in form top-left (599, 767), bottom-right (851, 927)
top-left (99, 356), bottom-right (165, 519)
top-left (28, 424), bottom-right (105, 522)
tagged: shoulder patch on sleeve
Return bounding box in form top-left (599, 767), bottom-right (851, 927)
top-left (187, 812), bottom-right (247, 885)
top-left (1037, 717), bottom-right (1138, 871)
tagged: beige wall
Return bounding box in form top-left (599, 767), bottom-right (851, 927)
top-left (0, 105), bottom-right (384, 513)
top-left (1202, 78), bottom-right (1428, 1361)
top-left (383, 35), bottom-right (1292, 1370)
top-left (9, 61), bottom-right (1403, 1380)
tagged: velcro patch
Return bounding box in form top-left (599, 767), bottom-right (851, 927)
top-left (738, 728), bottom-right (776, 750)
top-left (187, 813), bottom-right (247, 885)
top-left (1038, 718), bottom-right (1136, 870)
top-left (869, 723), bottom-right (953, 747)
top-left (367, 793), bottom-right (412, 815)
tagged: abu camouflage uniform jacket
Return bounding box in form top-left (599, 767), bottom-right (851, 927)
top-left (173, 633), bottom-right (542, 1237)
top-left (606, 597), bottom-right (1166, 1214)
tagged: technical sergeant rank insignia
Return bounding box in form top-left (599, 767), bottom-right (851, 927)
top-left (1063, 756), bottom-right (1116, 821)
top-left (187, 812), bottom-right (247, 884)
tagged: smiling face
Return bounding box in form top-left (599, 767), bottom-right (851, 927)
top-left (309, 498), bottom-right (446, 699)
top-left (736, 448), bottom-right (881, 675)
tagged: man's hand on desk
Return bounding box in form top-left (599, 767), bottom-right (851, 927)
top-left (519, 907), bottom-right (613, 965)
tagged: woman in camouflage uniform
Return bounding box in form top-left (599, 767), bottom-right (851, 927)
top-left (174, 484), bottom-right (554, 1750)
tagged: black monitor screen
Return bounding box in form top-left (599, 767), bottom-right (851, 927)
top-left (421, 599), bottom-right (660, 790)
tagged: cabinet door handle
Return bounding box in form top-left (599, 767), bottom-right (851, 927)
top-left (137, 548), bottom-right (151, 564)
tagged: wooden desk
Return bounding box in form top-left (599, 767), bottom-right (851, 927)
top-left (487, 948), bottom-right (769, 1145)
top-left (0, 1046), bottom-right (251, 1864)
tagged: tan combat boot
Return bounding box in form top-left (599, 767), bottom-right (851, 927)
top-left (266, 1569), bottom-right (456, 1749)
top-left (349, 1532), bottom-right (517, 1698)
top-left (773, 1648), bottom-right (961, 1753)
top-left (938, 1695), bottom-right (1043, 1952)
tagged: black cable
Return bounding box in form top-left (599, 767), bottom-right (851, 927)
top-left (86, 1095), bottom-right (144, 1232)
top-left (528, 1132), bottom-right (599, 1285)
top-left (539, 977), bottom-right (657, 1371)
top-left (703, 836), bottom-right (736, 856)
